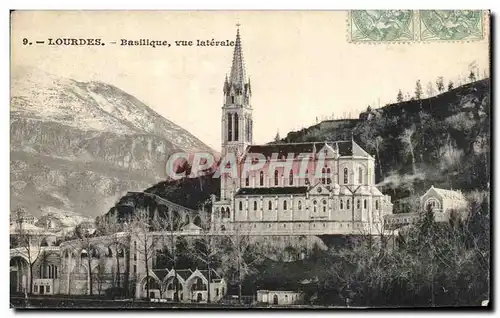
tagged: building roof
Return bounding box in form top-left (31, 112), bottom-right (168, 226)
top-left (235, 187), bottom-right (308, 196)
top-left (175, 269), bottom-right (193, 280)
top-left (425, 186), bottom-right (467, 201)
top-left (243, 140), bottom-right (368, 161)
top-left (229, 27), bottom-right (246, 87)
top-left (153, 269), bottom-right (169, 281)
top-left (197, 269), bottom-right (222, 283)
top-left (10, 222), bottom-right (53, 235)
top-left (181, 223), bottom-right (202, 232)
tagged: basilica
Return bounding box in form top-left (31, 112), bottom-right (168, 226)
top-left (210, 28), bottom-right (394, 236)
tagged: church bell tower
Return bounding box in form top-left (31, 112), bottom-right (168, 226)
top-left (220, 26), bottom-right (252, 201)
top-left (221, 26), bottom-right (253, 158)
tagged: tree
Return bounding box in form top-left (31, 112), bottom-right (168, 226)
top-left (448, 80), bottom-right (454, 91)
top-left (468, 70), bottom-right (476, 82)
top-left (157, 207), bottom-right (184, 302)
top-left (426, 81), bottom-right (436, 98)
top-left (399, 126), bottom-right (417, 175)
top-left (224, 223), bottom-right (263, 304)
top-left (436, 77), bottom-right (444, 93)
top-left (14, 208), bottom-right (44, 296)
top-left (274, 131), bottom-right (281, 142)
top-left (74, 222), bottom-right (102, 296)
top-left (129, 207), bottom-right (162, 299)
top-left (188, 209), bottom-right (225, 303)
top-left (415, 80), bottom-right (423, 100)
top-left (397, 89), bottom-right (404, 103)
top-left (96, 213), bottom-right (127, 291)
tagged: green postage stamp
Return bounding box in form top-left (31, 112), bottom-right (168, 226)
top-left (349, 10), bottom-right (486, 43)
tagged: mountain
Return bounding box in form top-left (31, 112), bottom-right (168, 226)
top-left (110, 79), bottom-right (490, 218)
top-left (10, 67), bottom-right (214, 219)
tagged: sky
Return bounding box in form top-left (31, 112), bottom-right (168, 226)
top-left (11, 11), bottom-right (490, 151)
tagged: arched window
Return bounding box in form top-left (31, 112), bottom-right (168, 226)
top-left (231, 95), bottom-right (235, 104)
top-left (358, 167), bottom-right (363, 184)
top-left (313, 200), bottom-right (317, 213)
top-left (426, 198), bottom-right (440, 211)
top-left (260, 171), bottom-right (264, 186)
top-left (221, 207), bottom-right (225, 218)
top-left (253, 201), bottom-right (257, 211)
top-left (326, 168), bottom-right (332, 184)
top-left (340, 199), bottom-right (344, 210)
top-left (283, 200), bottom-right (287, 210)
top-left (239, 201), bottom-right (243, 211)
top-left (245, 176), bottom-right (249, 186)
top-left (289, 170), bottom-right (294, 186)
top-left (234, 113), bottom-right (239, 141)
top-left (227, 113), bottom-right (233, 142)
top-left (375, 200), bottom-right (379, 210)
top-left (268, 201), bottom-right (273, 210)
top-left (321, 167), bottom-right (326, 184)
top-left (226, 208), bottom-right (231, 218)
top-left (347, 199), bottom-right (350, 210)
top-left (357, 199), bottom-right (360, 209)
top-left (343, 167), bottom-right (349, 184)
top-left (364, 199), bottom-right (367, 209)
top-left (298, 201), bottom-right (302, 210)
top-left (274, 170), bottom-right (279, 186)
top-left (305, 169), bottom-right (309, 185)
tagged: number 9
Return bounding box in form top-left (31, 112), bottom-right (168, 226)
top-left (23, 38), bottom-right (28, 45)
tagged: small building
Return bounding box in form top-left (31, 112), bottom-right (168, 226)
top-left (420, 186), bottom-right (468, 214)
top-left (257, 290), bottom-right (304, 305)
top-left (137, 268), bottom-right (227, 303)
top-left (384, 186), bottom-right (469, 229)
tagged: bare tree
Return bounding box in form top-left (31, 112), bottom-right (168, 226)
top-left (74, 222), bottom-right (102, 296)
top-left (130, 207), bottom-right (161, 299)
top-left (225, 223), bottom-right (263, 304)
top-left (188, 209), bottom-right (225, 303)
top-left (96, 213), bottom-right (127, 290)
top-left (14, 209), bottom-right (44, 296)
top-left (156, 208), bottom-right (184, 302)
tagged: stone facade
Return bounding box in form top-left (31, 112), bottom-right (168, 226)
top-left (257, 290), bottom-right (304, 305)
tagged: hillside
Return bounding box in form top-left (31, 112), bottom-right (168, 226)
top-left (280, 79), bottom-right (490, 211)
top-left (10, 67), bottom-right (214, 218)
top-left (109, 78), bottom-right (490, 218)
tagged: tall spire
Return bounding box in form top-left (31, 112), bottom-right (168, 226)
top-left (229, 25), bottom-right (246, 87)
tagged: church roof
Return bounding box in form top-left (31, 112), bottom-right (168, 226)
top-left (235, 186), bottom-right (308, 196)
top-left (244, 141), bottom-right (358, 160)
top-left (229, 27), bottom-right (246, 87)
